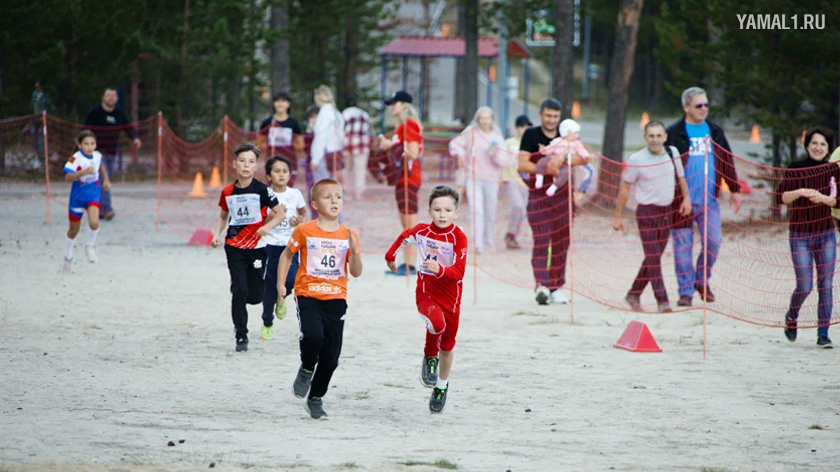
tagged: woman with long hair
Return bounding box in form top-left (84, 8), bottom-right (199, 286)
top-left (310, 85), bottom-right (345, 185)
top-left (449, 106), bottom-right (511, 253)
top-left (378, 91), bottom-right (423, 275)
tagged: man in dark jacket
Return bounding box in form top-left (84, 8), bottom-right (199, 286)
top-left (665, 86), bottom-right (741, 307)
top-left (84, 87), bottom-right (142, 220)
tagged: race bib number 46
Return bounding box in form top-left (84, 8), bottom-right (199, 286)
top-left (306, 237), bottom-right (349, 279)
top-left (227, 194), bottom-right (261, 226)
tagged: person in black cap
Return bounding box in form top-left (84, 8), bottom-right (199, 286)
top-left (377, 91), bottom-right (424, 276)
top-left (501, 115), bottom-right (533, 249)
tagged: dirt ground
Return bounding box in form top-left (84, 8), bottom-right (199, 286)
top-left (1, 183), bottom-right (838, 472)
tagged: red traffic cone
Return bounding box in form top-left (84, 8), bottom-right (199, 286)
top-left (188, 228), bottom-right (214, 246)
top-left (614, 321), bottom-right (662, 353)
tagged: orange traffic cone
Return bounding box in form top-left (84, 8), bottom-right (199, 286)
top-left (188, 172), bottom-right (208, 198)
top-left (208, 166), bottom-right (221, 189)
top-left (750, 125), bottom-right (761, 143)
top-left (571, 101), bottom-right (582, 119)
top-left (639, 111), bottom-right (650, 129)
top-left (801, 129), bottom-right (807, 144)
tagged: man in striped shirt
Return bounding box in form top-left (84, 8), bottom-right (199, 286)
top-left (342, 98), bottom-right (373, 199)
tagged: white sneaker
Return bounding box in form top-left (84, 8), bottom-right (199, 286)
top-left (550, 290), bottom-right (569, 305)
top-left (85, 245), bottom-right (98, 263)
top-left (535, 287), bottom-right (550, 305)
top-left (61, 258), bottom-right (72, 274)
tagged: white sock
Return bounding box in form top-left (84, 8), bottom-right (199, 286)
top-left (65, 236), bottom-right (76, 261)
top-left (546, 184), bottom-right (558, 196)
top-left (86, 228), bottom-right (99, 247)
top-left (535, 174), bottom-right (544, 189)
top-left (435, 377), bottom-right (449, 389)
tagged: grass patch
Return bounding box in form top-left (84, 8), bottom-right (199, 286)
top-left (529, 316), bottom-right (560, 325)
top-left (809, 424), bottom-right (824, 430)
top-left (340, 462), bottom-right (359, 468)
top-left (383, 383), bottom-right (411, 389)
top-left (354, 391), bottom-right (370, 400)
top-left (398, 459), bottom-right (458, 469)
top-left (513, 310), bottom-right (544, 317)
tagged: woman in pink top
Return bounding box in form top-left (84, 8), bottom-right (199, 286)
top-left (449, 106), bottom-right (513, 253)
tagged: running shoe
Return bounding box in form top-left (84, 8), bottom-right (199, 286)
top-left (292, 365), bottom-right (314, 398)
top-left (550, 290), bottom-right (569, 305)
top-left (625, 293), bottom-right (643, 312)
top-left (677, 296), bottom-right (692, 307)
top-left (817, 335), bottom-right (833, 349)
top-left (535, 287), bottom-right (550, 305)
top-left (389, 264), bottom-right (417, 276)
top-left (429, 385), bottom-right (448, 414)
top-left (235, 337), bottom-right (249, 352)
top-left (421, 356), bottom-right (439, 388)
top-left (275, 296), bottom-right (287, 320)
top-left (260, 325), bottom-right (273, 340)
top-left (61, 258), bottom-right (72, 274)
top-left (657, 302), bottom-right (673, 313)
top-left (305, 397), bottom-right (329, 420)
top-left (85, 245), bottom-right (98, 263)
top-left (785, 319), bottom-right (797, 342)
top-left (695, 284), bottom-right (716, 303)
top-left (101, 210), bottom-right (116, 221)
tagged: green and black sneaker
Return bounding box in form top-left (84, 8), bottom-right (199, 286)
top-left (429, 384), bottom-right (448, 414)
top-left (421, 356), bottom-right (439, 388)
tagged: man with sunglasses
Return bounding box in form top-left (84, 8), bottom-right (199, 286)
top-left (665, 87), bottom-right (741, 307)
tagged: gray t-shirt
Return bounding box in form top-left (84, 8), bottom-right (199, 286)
top-left (622, 146), bottom-right (684, 207)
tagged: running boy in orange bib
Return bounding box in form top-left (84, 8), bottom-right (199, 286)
top-left (385, 185), bottom-right (468, 413)
top-left (277, 178), bottom-right (363, 419)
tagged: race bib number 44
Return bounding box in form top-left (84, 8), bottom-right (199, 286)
top-left (227, 194), bottom-right (261, 226)
top-left (417, 236), bottom-right (455, 276)
top-left (306, 237), bottom-right (349, 279)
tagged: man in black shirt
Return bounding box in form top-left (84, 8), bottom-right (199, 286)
top-left (518, 99), bottom-right (588, 306)
top-left (257, 92), bottom-right (304, 186)
top-left (84, 87), bottom-right (142, 220)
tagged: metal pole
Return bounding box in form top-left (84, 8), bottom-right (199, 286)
top-left (503, 59), bottom-right (511, 137)
top-left (497, 5), bottom-right (508, 133)
top-left (419, 56), bottom-right (427, 122)
top-left (567, 150), bottom-right (574, 325)
top-left (42, 112), bottom-right (51, 225)
top-left (524, 59), bottom-right (531, 117)
top-left (402, 56), bottom-right (409, 92)
top-left (703, 137), bottom-right (709, 360)
top-left (582, 16), bottom-right (592, 100)
top-left (380, 56), bottom-right (387, 134)
top-left (486, 58), bottom-right (494, 108)
top-left (223, 116), bottom-right (229, 185)
top-left (471, 128), bottom-right (477, 304)
top-left (156, 112), bottom-right (163, 233)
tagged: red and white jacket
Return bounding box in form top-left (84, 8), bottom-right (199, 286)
top-left (385, 223), bottom-right (468, 314)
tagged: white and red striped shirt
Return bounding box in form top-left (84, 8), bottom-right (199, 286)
top-left (385, 223), bottom-right (468, 314)
top-left (342, 106), bottom-right (373, 154)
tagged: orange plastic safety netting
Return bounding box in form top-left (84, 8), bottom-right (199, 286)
top-left (8, 113), bottom-right (839, 332)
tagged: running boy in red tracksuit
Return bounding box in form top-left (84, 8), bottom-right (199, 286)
top-left (385, 185), bottom-right (468, 413)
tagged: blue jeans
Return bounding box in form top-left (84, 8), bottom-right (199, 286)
top-left (262, 245), bottom-right (299, 327)
top-left (98, 153), bottom-right (116, 213)
top-left (787, 230), bottom-right (835, 337)
top-left (671, 199), bottom-right (722, 298)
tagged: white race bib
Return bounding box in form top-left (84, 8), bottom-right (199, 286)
top-left (227, 194), bottom-right (261, 226)
top-left (268, 127), bottom-right (293, 147)
top-left (417, 235), bottom-right (455, 276)
top-left (306, 237), bottom-right (349, 279)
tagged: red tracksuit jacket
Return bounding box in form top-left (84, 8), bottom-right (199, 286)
top-left (385, 223), bottom-right (468, 314)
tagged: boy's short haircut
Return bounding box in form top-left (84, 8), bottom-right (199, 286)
top-left (310, 178), bottom-right (342, 201)
top-left (234, 141), bottom-right (261, 159)
top-left (428, 185), bottom-right (460, 208)
top-left (77, 129), bottom-right (96, 143)
top-left (265, 155), bottom-right (293, 176)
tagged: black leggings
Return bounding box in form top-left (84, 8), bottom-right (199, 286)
top-left (296, 296), bottom-right (347, 399)
top-left (262, 244), bottom-right (299, 327)
top-left (224, 245), bottom-right (267, 339)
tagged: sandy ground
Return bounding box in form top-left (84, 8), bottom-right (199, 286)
top-left (1, 183), bottom-right (839, 472)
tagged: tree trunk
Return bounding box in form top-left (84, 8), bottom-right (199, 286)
top-left (269, 4), bottom-right (291, 95)
top-left (454, 2), bottom-right (467, 123)
top-left (598, 0), bottom-right (644, 205)
top-left (462, 0), bottom-right (479, 124)
top-left (341, 14), bottom-right (358, 105)
top-left (421, 0), bottom-right (432, 122)
top-left (177, 0), bottom-right (190, 138)
top-left (552, 0), bottom-right (575, 110)
top-left (705, 19), bottom-right (725, 126)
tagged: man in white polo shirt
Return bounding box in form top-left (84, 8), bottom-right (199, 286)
top-left (613, 121), bottom-right (692, 312)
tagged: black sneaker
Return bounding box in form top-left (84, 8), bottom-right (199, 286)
top-left (535, 287), bottom-right (550, 305)
top-left (421, 357), bottom-right (439, 388)
top-left (677, 296), bottom-right (692, 307)
top-left (784, 320), bottom-right (797, 342)
top-left (429, 385), bottom-right (448, 414)
top-left (817, 335), bottom-right (834, 349)
top-left (292, 365), bottom-right (314, 398)
top-left (305, 397), bottom-right (329, 420)
top-left (235, 338), bottom-right (249, 352)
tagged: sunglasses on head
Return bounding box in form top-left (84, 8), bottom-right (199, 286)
top-left (694, 103), bottom-right (710, 109)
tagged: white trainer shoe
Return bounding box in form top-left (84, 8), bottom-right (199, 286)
top-left (550, 290), bottom-right (569, 305)
top-left (85, 245), bottom-right (98, 263)
top-left (61, 258), bottom-right (72, 274)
